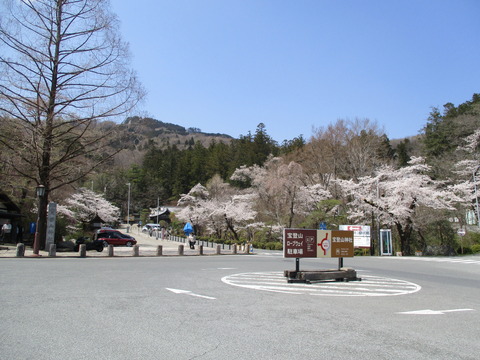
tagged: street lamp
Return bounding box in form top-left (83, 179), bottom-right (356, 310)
top-left (33, 185), bottom-right (45, 255)
top-left (126, 182), bottom-right (131, 232)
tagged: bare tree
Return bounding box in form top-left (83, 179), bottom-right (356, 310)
top-left (344, 118), bottom-right (388, 181)
top-left (300, 118), bottom-right (388, 194)
top-left (0, 0), bottom-right (145, 251)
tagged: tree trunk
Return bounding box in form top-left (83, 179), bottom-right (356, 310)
top-left (224, 215), bottom-right (239, 242)
top-left (37, 193), bottom-right (48, 250)
top-left (396, 221), bottom-right (413, 255)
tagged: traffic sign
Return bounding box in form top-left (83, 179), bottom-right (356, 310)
top-left (283, 229), bottom-right (354, 258)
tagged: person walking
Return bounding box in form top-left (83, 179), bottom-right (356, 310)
top-left (1, 220), bottom-right (12, 243)
top-left (188, 234), bottom-right (196, 249)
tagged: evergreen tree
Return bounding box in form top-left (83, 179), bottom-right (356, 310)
top-left (396, 139), bottom-right (411, 167)
top-left (422, 94), bottom-right (480, 158)
top-left (252, 123), bottom-right (278, 164)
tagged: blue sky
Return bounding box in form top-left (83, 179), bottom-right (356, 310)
top-left (110, 0), bottom-right (480, 142)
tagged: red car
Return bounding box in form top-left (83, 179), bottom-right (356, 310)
top-left (96, 230), bottom-right (137, 247)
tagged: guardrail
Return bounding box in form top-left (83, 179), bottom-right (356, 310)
top-left (151, 231), bottom-right (254, 252)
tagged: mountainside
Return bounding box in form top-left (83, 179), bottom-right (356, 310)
top-left (97, 116), bottom-right (234, 167)
top-left (120, 116), bottom-right (232, 147)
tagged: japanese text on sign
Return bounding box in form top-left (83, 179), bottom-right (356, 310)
top-left (283, 229), bottom-right (354, 258)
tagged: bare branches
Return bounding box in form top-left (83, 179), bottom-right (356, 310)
top-left (0, 0), bottom-right (144, 193)
top-left (0, 0), bottom-right (143, 249)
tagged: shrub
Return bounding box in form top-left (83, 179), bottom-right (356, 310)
top-left (472, 244), bottom-right (480, 254)
top-left (458, 247), bottom-right (473, 255)
top-left (464, 232), bottom-right (480, 244)
top-left (251, 241), bottom-right (265, 249)
top-left (265, 241), bottom-right (283, 250)
top-left (354, 248), bottom-right (369, 256)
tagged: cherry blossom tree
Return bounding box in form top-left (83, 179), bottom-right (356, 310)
top-left (336, 157), bottom-right (461, 255)
top-left (176, 183), bottom-right (212, 235)
top-left (212, 193), bottom-right (256, 241)
top-left (450, 129), bottom-right (480, 226)
top-left (230, 157), bottom-right (330, 228)
top-left (59, 188), bottom-right (120, 231)
top-left (176, 180), bottom-right (256, 241)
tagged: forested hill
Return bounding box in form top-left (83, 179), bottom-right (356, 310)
top-left (112, 116), bottom-right (234, 151)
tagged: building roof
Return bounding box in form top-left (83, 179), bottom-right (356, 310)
top-left (0, 191), bottom-right (22, 219)
top-left (148, 207), bottom-right (171, 222)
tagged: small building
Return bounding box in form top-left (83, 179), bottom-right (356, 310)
top-left (88, 213), bottom-right (106, 231)
top-left (148, 208), bottom-right (171, 224)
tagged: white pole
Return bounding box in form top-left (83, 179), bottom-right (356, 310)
top-left (156, 196), bottom-right (159, 240)
top-left (474, 168), bottom-right (480, 227)
top-left (127, 182), bottom-right (131, 230)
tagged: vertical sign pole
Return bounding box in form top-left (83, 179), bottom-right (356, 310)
top-left (338, 257), bottom-right (343, 270)
top-left (296, 258), bottom-right (300, 272)
top-left (45, 202), bottom-right (57, 252)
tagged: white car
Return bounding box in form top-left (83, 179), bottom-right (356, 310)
top-left (142, 223), bottom-right (161, 233)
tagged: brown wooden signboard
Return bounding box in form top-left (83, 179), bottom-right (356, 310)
top-left (283, 229), bottom-right (317, 258)
top-left (283, 229), bottom-right (354, 258)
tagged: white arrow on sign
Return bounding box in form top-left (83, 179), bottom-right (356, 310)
top-left (166, 288), bottom-right (216, 300)
top-left (397, 308), bottom-right (474, 315)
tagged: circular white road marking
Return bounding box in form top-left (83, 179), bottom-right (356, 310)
top-left (221, 271), bottom-right (421, 297)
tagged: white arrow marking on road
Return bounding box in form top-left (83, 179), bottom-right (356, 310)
top-left (165, 288), bottom-right (216, 300)
top-left (397, 308), bottom-right (474, 315)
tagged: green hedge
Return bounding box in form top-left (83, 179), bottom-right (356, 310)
top-left (472, 244), bottom-right (480, 254)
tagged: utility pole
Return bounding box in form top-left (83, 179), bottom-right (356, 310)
top-left (126, 182), bottom-right (131, 232)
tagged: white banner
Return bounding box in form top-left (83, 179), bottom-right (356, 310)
top-left (339, 225), bottom-right (371, 248)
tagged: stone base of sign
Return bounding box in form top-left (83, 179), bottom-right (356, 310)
top-left (284, 268), bottom-right (361, 283)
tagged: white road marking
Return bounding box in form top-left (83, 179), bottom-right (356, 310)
top-left (254, 252), bottom-right (283, 257)
top-left (379, 256), bottom-right (480, 265)
top-left (397, 309), bottom-right (475, 315)
top-left (221, 272), bottom-right (421, 297)
top-left (165, 288), bottom-right (216, 300)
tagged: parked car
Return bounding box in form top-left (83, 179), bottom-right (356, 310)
top-left (97, 226), bottom-right (114, 231)
top-left (142, 223), bottom-right (161, 233)
top-left (74, 236), bottom-right (104, 252)
top-left (95, 230), bottom-right (136, 247)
